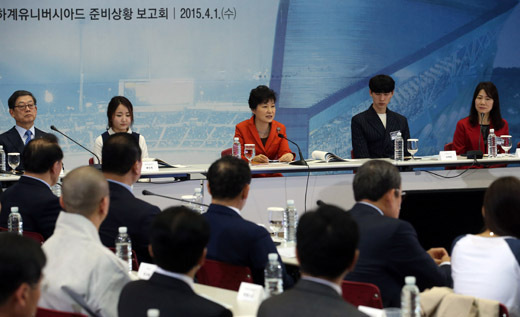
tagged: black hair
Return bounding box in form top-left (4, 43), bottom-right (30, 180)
top-left (107, 96), bottom-right (134, 129)
top-left (368, 75), bottom-right (395, 93)
top-left (23, 134), bottom-right (63, 173)
top-left (483, 177), bottom-right (520, 238)
top-left (101, 133), bottom-right (142, 175)
top-left (207, 156), bottom-right (251, 200)
top-left (248, 85), bottom-right (277, 110)
top-left (7, 90), bottom-right (37, 109)
top-left (468, 82), bottom-right (505, 130)
top-left (353, 160), bottom-right (401, 202)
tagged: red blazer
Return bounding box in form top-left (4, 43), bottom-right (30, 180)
top-left (453, 117), bottom-right (509, 155)
top-left (234, 116), bottom-right (293, 161)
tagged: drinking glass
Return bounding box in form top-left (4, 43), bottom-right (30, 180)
top-left (7, 152), bottom-right (20, 174)
top-left (244, 144), bottom-right (255, 165)
top-left (407, 139), bottom-right (419, 160)
top-left (268, 207), bottom-right (284, 239)
top-left (500, 135), bottom-right (512, 156)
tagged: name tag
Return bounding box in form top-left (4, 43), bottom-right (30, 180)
top-left (141, 161), bottom-right (159, 172)
top-left (237, 282), bottom-right (264, 303)
top-left (516, 149), bottom-right (520, 157)
top-left (137, 262), bottom-right (157, 280)
top-left (439, 151), bottom-right (457, 161)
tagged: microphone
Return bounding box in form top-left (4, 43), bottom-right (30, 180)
top-left (142, 190), bottom-right (209, 207)
top-left (466, 113), bottom-right (484, 159)
top-left (316, 200), bottom-right (325, 206)
top-left (276, 127), bottom-right (307, 166)
top-left (50, 125), bottom-right (102, 165)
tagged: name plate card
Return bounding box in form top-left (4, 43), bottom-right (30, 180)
top-left (141, 160), bottom-right (159, 172)
top-left (439, 151), bottom-right (457, 161)
top-left (137, 263), bottom-right (157, 280)
top-left (516, 149), bottom-right (520, 157)
top-left (237, 282), bottom-right (264, 303)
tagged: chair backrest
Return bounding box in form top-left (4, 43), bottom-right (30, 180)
top-left (221, 148), bottom-right (232, 157)
top-left (36, 307), bottom-right (87, 317)
top-left (88, 157), bottom-right (94, 165)
top-left (444, 142), bottom-right (454, 151)
top-left (108, 247), bottom-right (139, 271)
top-left (0, 227), bottom-right (45, 245)
top-left (196, 259), bottom-right (253, 291)
top-left (499, 303), bottom-right (509, 317)
top-left (517, 141), bottom-right (520, 149)
top-left (341, 280), bottom-right (383, 309)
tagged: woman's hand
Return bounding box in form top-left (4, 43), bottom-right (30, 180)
top-left (279, 153), bottom-right (295, 162)
top-left (252, 154), bottom-right (269, 163)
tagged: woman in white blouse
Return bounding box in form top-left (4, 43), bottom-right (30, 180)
top-left (93, 96), bottom-right (148, 163)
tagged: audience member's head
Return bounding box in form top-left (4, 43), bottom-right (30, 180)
top-left (61, 166), bottom-right (109, 225)
top-left (150, 206), bottom-right (210, 275)
top-left (297, 204), bottom-right (359, 281)
top-left (102, 132), bottom-right (142, 176)
top-left (369, 74), bottom-right (395, 93)
top-left (248, 85), bottom-right (277, 110)
top-left (353, 160), bottom-right (402, 218)
top-left (23, 134), bottom-right (63, 174)
top-left (106, 96), bottom-right (134, 130)
top-left (0, 234), bottom-right (46, 317)
top-left (207, 156), bottom-right (251, 203)
top-left (483, 176), bottom-right (520, 238)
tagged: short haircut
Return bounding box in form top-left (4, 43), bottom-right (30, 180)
top-left (7, 90), bottom-right (37, 109)
top-left (353, 160), bottom-right (401, 201)
top-left (368, 74), bottom-right (395, 93)
top-left (107, 96), bottom-right (134, 128)
top-left (23, 134), bottom-right (63, 173)
top-left (248, 85), bottom-right (277, 110)
top-left (61, 166), bottom-right (109, 217)
top-left (483, 176), bottom-right (520, 238)
top-left (468, 82), bottom-right (504, 130)
top-left (150, 206), bottom-right (210, 273)
top-left (297, 204), bottom-right (359, 279)
top-left (207, 156), bottom-right (251, 200)
top-left (101, 133), bottom-right (141, 175)
top-left (0, 234), bottom-right (46, 305)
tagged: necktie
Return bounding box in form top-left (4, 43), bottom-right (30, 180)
top-left (24, 130), bottom-right (32, 145)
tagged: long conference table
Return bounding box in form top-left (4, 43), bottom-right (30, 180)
top-left (2, 155), bottom-right (520, 250)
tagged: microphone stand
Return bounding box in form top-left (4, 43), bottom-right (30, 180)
top-left (466, 113), bottom-right (484, 159)
top-left (276, 130), bottom-right (307, 166)
top-left (50, 125), bottom-right (102, 168)
top-left (142, 190), bottom-right (209, 207)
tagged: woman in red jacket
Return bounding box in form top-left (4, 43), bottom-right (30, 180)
top-left (235, 85), bottom-right (294, 163)
top-left (453, 82), bottom-right (509, 156)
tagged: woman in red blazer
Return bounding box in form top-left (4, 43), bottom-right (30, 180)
top-left (453, 82), bottom-right (509, 156)
top-left (235, 85), bottom-right (294, 163)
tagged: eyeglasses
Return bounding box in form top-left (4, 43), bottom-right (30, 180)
top-left (14, 104), bottom-right (35, 110)
top-left (395, 188), bottom-right (406, 198)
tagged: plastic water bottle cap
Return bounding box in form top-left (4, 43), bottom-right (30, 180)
top-left (0, 145), bottom-right (3, 149)
top-left (286, 200), bottom-right (295, 206)
top-left (181, 195), bottom-right (196, 201)
top-left (234, 137), bottom-right (239, 141)
top-left (194, 188), bottom-right (202, 193)
top-left (118, 227), bottom-right (128, 234)
top-left (147, 308), bottom-right (160, 317)
top-left (10, 206), bottom-right (19, 213)
top-left (268, 253), bottom-right (278, 261)
top-left (405, 276), bottom-right (416, 285)
top-left (490, 128), bottom-right (494, 133)
top-left (267, 207), bottom-right (284, 212)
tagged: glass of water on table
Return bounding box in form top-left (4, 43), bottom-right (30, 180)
top-left (268, 207), bottom-right (284, 240)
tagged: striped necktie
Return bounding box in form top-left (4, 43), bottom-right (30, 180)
top-left (24, 130), bottom-right (32, 145)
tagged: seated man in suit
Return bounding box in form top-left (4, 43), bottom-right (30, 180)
top-left (39, 166), bottom-right (130, 317)
top-left (118, 206), bottom-right (232, 316)
top-left (351, 74), bottom-right (410, 158)
top-left (345, 160), bottom-right (452, 307)
top-left (258, 204), bottom-right (368, 317)
top-left (0, 135), bottom-right (62, 239)
top-left (0, 234), bottom-right (46, 317)
top-left (203, 156), bottom-right (293, 288)
top-left (0, 90), bottom-right (47, 171)
top-left (99, 132), bottom-right (160, 264)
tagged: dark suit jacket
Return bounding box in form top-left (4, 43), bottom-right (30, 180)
top-left (0, 126), bottom-right (47, 171)
top-left (351, 105), bottom-right (410, 158)
top-left (0, 176), bottom-right (60, 239)
top-left (202, 204), bottom-right (294, 288)
top-left (345, 203), bottom-right (452, 307)
top-left (99, 181), bottom-right (160, 264)
top-left (118, 272), bottom-right (231, 317)
top-left (258, 279), bottom-right (367, 317)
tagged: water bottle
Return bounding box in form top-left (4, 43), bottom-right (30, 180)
top-left (193, 187), bottom-right (205, 214)
top-left (401, 276), bottom-right (421, 317)
top-left (394, 131), bottom-right (404, 161)
top-left (8, 206), bottom-right (23, 235)
top-left (232, 137), bottom-right (241, 159)
top-left (487, 128), bottom-right (497, 158)
top-left (147, 309), bottom-right (160, 317)
top-left (264, 253), bottom-right (283, 297)
top-left (51, 183), bottom-right (62, 197)
top-left (0, 145), bottom-right (6, 172)
top-left (283, 200), bottom-right (298, 242)
top-left (115, 227), bottom-right (132, 272)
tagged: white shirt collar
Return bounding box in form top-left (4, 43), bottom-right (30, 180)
top-left (226, 205), bottom-right (241, 216)
top-left (301, 276), bottom-right (342, 295)
top-left (154, 266), bottom-right (194, 290)
top-left (107, 179), bottom-right (134, 195)
top-left (357, 201), bottom-right (384, 216)
top-left (15, 125), bottom-right (35, 143)
top-left (108, 127), bottom-right (133, 135)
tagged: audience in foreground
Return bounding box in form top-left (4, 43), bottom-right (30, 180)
top-left (99, 132), bottom-right (160, 264)
top-left (0, 234), bottom-right (46, 317)
top-left (345, 160), bottom-right (452, 307)
top-left (118, 206), bottom-right (232, 316)
top-left (258, 204), bottom-right (368, 317)
top-left (203, 156), bottom-right (293, 288)
top-left (0, 135), bottom-right (62, 239)
top-left (452, 176), bottom-right (520, 316)
top-left (39, 166), bottom-right (130, 317)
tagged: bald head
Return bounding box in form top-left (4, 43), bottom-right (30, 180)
top-left (61, 166), bottom-right (109, 217)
